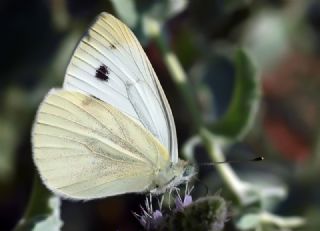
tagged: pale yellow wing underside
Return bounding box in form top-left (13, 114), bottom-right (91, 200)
top-left (32, 89), bottom-right (169, 200)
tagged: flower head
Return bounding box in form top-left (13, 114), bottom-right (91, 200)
top-left (134, 186), bottom-right (228, 231)
top-left (133, 195), bottom-right (164, 230)
top-left (134, 185), bottom-right (194, 230)
top-left (174, 185), bottom-right (194, 212)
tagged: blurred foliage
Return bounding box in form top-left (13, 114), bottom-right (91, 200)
top-left (1, 0), bottom-right (320, 230)
top-left (209, 49), bottom-right (260, 140)
top-left (14, 175), bottom-right (62, 231)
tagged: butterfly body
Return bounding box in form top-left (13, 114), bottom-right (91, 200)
top-left (32, 13), bottom-right (194, 200)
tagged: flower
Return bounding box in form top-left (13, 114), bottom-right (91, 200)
top-left (134, 186), bottom-right (229, 231)
top-left (133, 195), bottom-right (164, 230)
top-left (134, 185), bottom-right (194, 230)
top-left (174, 185), bottom-right (194, 212)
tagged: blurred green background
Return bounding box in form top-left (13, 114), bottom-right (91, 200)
top-left (1, 0), bottom-right (320, 230)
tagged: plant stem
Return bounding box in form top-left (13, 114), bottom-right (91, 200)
top-left (260, 212), bottom-right (305, 228)
top-left (143, 17), bottom-right (201, 130)
top-left (199, 128), bottom-right (248, 204)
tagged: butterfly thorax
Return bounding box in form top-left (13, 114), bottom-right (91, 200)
top-left (149, 159), bottom-right (195, 195)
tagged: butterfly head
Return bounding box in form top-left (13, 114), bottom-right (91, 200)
top-left (150, 159), bottom-right (195, 195)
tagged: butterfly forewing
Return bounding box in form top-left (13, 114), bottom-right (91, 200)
top-left (63, 13), bottom-right (178, 163)
top-left (32, 90), bottom-right (169, 199)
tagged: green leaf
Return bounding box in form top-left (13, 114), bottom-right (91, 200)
top-left (209, 49), bottom-right (260, 140)
top-left (14, 175), bottom-right (63, 231)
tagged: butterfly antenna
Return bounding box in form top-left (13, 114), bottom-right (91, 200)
top-left (200, 156), bottom-right (264, 166)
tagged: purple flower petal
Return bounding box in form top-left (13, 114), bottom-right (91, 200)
top-left (175, 194), bottom-right (193, 212)
top-left (153, 210), bottom-right (163, 220)
top-left (151, 210), bottom-right (163, 228)
top-left (183, 195), bottom-right (192, 207)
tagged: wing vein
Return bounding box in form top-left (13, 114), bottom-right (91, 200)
top-left (60, 171), bottom-right (153, 195)
top-left (71, 54), bottom-right (128, 99)
top-left (45, 95), bottom-right (156, 165)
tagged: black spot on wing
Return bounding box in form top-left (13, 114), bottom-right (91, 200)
top-left (109, 44), bottom-right (116, 49)
top-left (95, 64), bottom-right (109, 81)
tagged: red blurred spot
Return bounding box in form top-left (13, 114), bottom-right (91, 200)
top-left (261, 51), bottom-right (320, 162)
top-left (264, 112), bottom-right (310, 162)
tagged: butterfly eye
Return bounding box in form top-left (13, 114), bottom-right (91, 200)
top-left (183, 165), bottom-right (194, 178)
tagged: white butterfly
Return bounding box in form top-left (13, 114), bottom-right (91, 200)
top-left (32, 12), bottom-right (194, 200)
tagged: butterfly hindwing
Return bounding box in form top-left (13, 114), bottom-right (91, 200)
top-left (64, 12), bottom-right (178, 163)
top-left (32, 89), bottom-right (169, 199)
